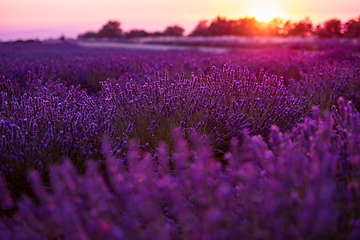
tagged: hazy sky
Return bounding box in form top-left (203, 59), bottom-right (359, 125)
top-left (1, 0), bottom-right (359, 41)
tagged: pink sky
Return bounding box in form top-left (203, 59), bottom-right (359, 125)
top-left (0, 0), bottom-right (359, 41)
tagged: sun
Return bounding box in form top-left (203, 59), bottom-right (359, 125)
top-left (252, 4), bottom-right (280, 23)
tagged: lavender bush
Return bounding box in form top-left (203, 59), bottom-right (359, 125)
top-left (1, 43), bottom-right (358, 94)
top-left (1, 44), bottom-right (359, 196)
top-left (0, 43), bottom-right (360, 239)
top-left (1, 59), bottom-right (312, 199)
top-left (0, 98), bottom-right (359, 239)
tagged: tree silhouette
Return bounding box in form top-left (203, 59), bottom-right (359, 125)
top-left (344, 17), bottom-right (360, 38)
top-left (189, 20), bottom-right (208, 36)
top-left (266, 18), bottom-right (283, 36)
top-left (152, 31), bottom-right (163, 37)
top-left (125, 30), bottom-right (150, 38)
top-left (78, 31), bottom-right (97, 39)
top-left (316, 19), bottom-right (342, 38)
top-left (207, 17), bottom-right (231, 36)
top-left (236, 17), bottom-right (259, 36)
top-left (97, 21), bottom-right (122, 38)
top-left (162, 25), bottom-right (184, 36)
top-left (288, 18), bottom-right (313, 36)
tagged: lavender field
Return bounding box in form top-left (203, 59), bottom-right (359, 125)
top-left (1, 42), bottom-right (360, 239)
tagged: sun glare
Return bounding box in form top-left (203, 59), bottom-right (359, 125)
top-left (252, 4), bottom-right (279, 23)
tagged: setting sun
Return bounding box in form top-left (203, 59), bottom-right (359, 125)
top-left (251, 4), bottom-right (280, 23)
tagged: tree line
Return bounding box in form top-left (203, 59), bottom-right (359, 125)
top-left (78, 21), bottom-right (185, 39)
top-left (78, 15), bottom-right (360, 40)
top-left (189, 16), bottom-right (360, 38)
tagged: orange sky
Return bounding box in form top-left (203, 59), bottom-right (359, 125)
top-left (0, 0), bottom-right (359, 41)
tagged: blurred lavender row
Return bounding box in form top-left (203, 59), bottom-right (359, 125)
top-left (0, 43), bottom-right (360, 239)
top-left (1, 99), bottom-right (359, 239)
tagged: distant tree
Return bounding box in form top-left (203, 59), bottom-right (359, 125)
top-left (282, 21), bottom-right (293, 35)
top-left (189, 20), bottom-right (208, 36)
top-left (226, 19), bottom-right (237, 35)
top-left (162, 25), bottom-right (184, 36)
top-left (151, 31), bottom-right (163, 37)
top-left (207, 17), bottom-right (231, 36)
top-left (288, 18), bottom-right (313, 36)
top-left (97, 20), bottom-right (122, 38)
top-left (266, 18), bottom-right (283, 36)
top-left (237, 17), bottom-right (260, 36)
top-left (78, 31), bottom-right (97, 39)
top-left (324, 19), bottom-right (343, 37)
top-left (229, 19), bottom-right (243, 36)
top-left (315, 25), bottom-right (324, 37)
top-left (125, 30), bottom-right (150, 38)
top-left (344, 17), bottom-right (360, 38)
top-left (25, 39), bottom-right (41, 43)
top-left (316, 19), bottom-right (342, 38)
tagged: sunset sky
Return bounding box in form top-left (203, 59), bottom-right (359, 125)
top-left (0, 0), bottom-right (359, 41)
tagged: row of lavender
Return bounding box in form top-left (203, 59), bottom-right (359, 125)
top-left (1, 43), bottom-right (359, 92)
top-left (0, 44), bottom-right (360, 238)
top-left (1, 55), bottom-right (358, 196)
top-left (1, 100), bottom-right (359, 239)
